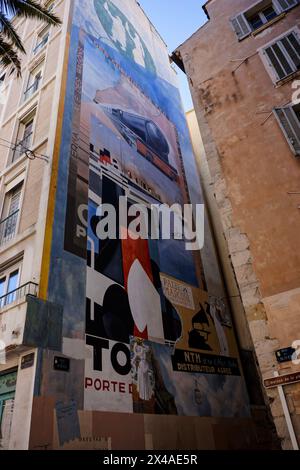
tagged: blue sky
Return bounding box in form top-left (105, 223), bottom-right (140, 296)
top-left (138, 0), bottom-right (208, 111)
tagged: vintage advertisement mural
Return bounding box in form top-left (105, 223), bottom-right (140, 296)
top-left (56, 0), bottom-right (250, 419)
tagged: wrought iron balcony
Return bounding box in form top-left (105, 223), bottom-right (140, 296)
top-left (0, 282), bottom-right (38, 310)
top-left (0, 210), bottom-right (19, 247)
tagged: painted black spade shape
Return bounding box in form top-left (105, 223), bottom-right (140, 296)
top-left (102, 284), bottom-right (134, 344)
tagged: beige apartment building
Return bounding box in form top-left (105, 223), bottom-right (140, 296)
top-left (175, 0), bottom-right (300, 450)
top-left (0, 0), bottom-right (69, 449)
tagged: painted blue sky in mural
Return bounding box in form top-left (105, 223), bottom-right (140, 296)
top-left (138, 0), bottom-right (208, 111)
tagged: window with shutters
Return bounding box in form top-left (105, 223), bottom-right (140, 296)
top-left (273, 104), bottom-right (300, 156)
top-left (248, 4), bottom-right (278, 30)
top-left (230, 0), bottom-right (298, 41)
top-left (262, 29), bottom-right (300, 82)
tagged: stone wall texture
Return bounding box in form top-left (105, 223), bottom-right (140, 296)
top-left (179, 0), bottom-right (300, 449)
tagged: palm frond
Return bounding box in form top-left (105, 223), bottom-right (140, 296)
top-left (13, 0), bottom-right (61, 26)
top-left (0, 12), bottom-right (25, 52)
top-left (0, 35), bottom-right (21, 76)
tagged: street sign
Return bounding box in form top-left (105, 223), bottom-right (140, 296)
top-left (275, 347), bottom-right (295, 364)
top-left (54, 356), bottom-right (70, 372)
top-left (264, 372), bottom-right (300, 389)
top-left (21, 353), bottom-right (35, 370)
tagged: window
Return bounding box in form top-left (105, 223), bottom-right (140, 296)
top-left (248, 5), bottom-right (278, 30)
top-left (264, 4), bottom-right (279, 20)
top-left (33, 26), bottom-right (50, 55)
top-left (248, 13), bottom-right (265, 30)
top-left (263, 4), bottom-right (279, 20)
top-left (12, 110), bottom-right (36, 163)
top-left (263, 30), bottom-right (300, 81)
top-left (0, 265), bottom-right (20, 308)
top-left (273, 103), bottom-right (300, 155)
top-left (24, 63), bottom-right (43, 101)
top-left (0, 183), bottom-right (22, 246)
top-left (231, 0), bottom-right (298, 40)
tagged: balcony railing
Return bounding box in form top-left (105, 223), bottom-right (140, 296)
top-left (0, 282), bottom-right (38, 310)
top-left (33, 34), bottom-right (49, 55)
top-left (12, 132), bottom-right (33, 162)
top-left (0, 210), bottom-right (19, 247)
top-left (24, 80), bottom-right (40, 101)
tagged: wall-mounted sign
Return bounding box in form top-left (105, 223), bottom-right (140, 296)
top-left (171, 349), bottom-right (241, 376)
top-left (21, 353), bottom-right (35, 370)
top-left (264, 372), bottom-right (300, 389)
top-left (275, 347), bottom-right (295, 364)
top-left (54, 357), bottom-right (70, 372)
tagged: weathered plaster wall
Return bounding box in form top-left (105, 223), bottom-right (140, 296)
top-left (186, 109), bottom-right (254, 352)
top-left (179, 0), bottom-right (300, 449)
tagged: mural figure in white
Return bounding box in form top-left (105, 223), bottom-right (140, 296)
top-left (133, 342), bottom-right (153, 401)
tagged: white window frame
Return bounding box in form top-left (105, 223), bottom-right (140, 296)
top-left (259, 27), bottom-right (300, 83)
top-left (45, 0), bottom-right (56, 13)
top-left (248, 2), bottom-right (281, 28)
top-left (0, 264), bottom-right (21, 308)
top-left (0, 181), bottom-right (24, 247)
top-left (230, 0), bottom-right (299, 40)
top-left (273, 103), bottom-right (300, 155)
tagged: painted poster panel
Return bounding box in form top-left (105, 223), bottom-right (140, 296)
top-left (61, 0), bottom-right (250, 418)
top-left (160, 274), bottom-right (238, 358)
top-left (130, 338), bottom-right (250, 418)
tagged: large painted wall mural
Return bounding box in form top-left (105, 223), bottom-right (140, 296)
top-left (58, 0), bottom-right (250, 419)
